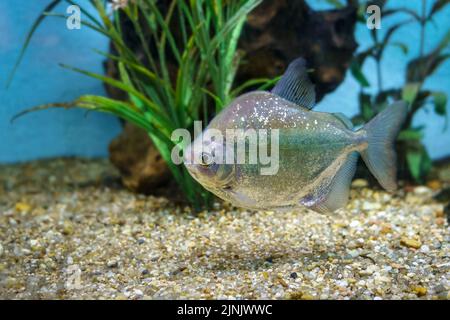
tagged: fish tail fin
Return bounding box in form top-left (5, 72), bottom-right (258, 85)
top-left (359, 101), bottom-right (408, 192)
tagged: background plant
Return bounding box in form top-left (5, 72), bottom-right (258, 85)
top-left (349, 0), bottom-right (450, 183)
top-left (11, 0), bottom-right (270, 209)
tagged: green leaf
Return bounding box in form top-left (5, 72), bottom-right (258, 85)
top-left (374, 89), bottom-right (401, 105)
top-left (437, 29), bottom-right (450, 51)
top-left (257, 76), bottom-right (282, 91)
top-left (201, 88), bottom-right (224, 108)
top-left (402, 83), bottom-right (421, 104)
top-left (383, 8), bottom-right (421, 22)
top-left (11, 95), bottom-right (154, 137)
top-left (354, 47), bottom-right (375, 67)
top-left (406, 151), bottom-right (422, 182)
top-left (207, 0), bottom-right (262, 57)
top-left (431, 91), bottom-right (448, 129)
top-left (146, 0), bottom-right (182, 63)
top-left (431, 91), bottom-right (448, 116)
top-left (92, 49), bottom-right (162, 85)
top-left (406, 33), bottom-right (450, 82)
top-left (230, 77), bottom-right (280, 97)
top-left (325, 0), bottom-right (345, 9)
top-left (390, 42), bottom-right (409, 55)
top-left (64, 0), bottom-right (103, 28)
top-left (350, 61), bottom-right (370, 87)
top-left (223, 18), bottom-right (247, 95)
top-left (359, 93), bottom-right (374, 121)
top-left (428, 0), bottom-right (450, 19)
top-left (379, 20), bottom-right (414, 55)
top-left (42, 12), bottom-right (108, 35)
top-left (356, 4), bottom-right (367, 23)
top-left (397, 128), bottom-right (423, 141)
top-left (351, 115), bottom-right (366, 126)
top-left (60, 64), bottom-right (158, 112)
top-left (406, 147), bottom-right (432, 183)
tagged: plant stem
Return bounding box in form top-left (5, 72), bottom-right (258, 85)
top-left (373, 29), bottom-right (382, 92)
top-left (376, 56), bottom-right (382, 92)
top-left (419, 0), bottom-right (426, 57)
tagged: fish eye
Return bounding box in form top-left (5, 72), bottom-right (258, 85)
top-left (200, 152), bottom-right (213, 166)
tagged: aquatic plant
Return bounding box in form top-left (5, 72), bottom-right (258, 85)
top-left (350, 0), bottom-right (450, 183)
top-left (11, 0), bottom-right (268, 208)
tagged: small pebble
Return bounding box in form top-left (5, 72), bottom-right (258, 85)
top-left (107, 260), bottom-right (119, 268)
top-left (15, 202), bottom-right (31, 213)
top-left (414, 186), bottom-right (432, 196)
top-left (411, 286), bottom-right (427, 297)
top-left (352, 179), bottom-right (369, 188)
top-left (362, 202), bottom-right (381, 211)
top-left (427, 180), bottom-right (442, 190)
top-left (400, 237), bottom-right (422, 249)
top-left (134, 289), bottom-right (144, 297)
top-left (29, 239), bottom-right (38, 247)
top-left (434, 284), bottom-right (446, 293)
top-left (437, 291), bottom-right (450, 300)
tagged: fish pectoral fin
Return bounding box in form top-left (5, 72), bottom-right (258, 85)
top-left (301, 152), bottom-right (359, 214)
top-left (230, 190), bottom-right (258, 208)
top-left (271, 58), bottom-right (316, 110)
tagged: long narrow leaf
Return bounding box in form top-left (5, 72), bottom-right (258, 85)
top-left (6, 0), bottom-right (63, 87)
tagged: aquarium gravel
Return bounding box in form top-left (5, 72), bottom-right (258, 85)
top-left (0, 158), bottom-right (448, 300)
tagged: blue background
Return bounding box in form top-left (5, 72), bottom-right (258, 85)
top-left (1, 0), bottom-right (449, 164)
top-left (0, 1), bottom-right (122, 163)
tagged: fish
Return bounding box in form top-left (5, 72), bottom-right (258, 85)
top-left (184, 58), bottom-right (407, 213)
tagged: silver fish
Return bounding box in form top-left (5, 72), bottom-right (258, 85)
top-left (184, 58), bottom-right (407, 213)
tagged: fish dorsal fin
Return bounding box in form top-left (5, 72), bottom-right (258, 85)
top-left (271, 58), bottom-right (316, 109)
top-left (304, 152), bottom-right (359, 214)
top-left (333, 113), bottom-right (354, 129)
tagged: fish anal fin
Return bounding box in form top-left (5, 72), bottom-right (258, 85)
top-left (271, 58), bottom-right (316, 109)
top-left (301, 152), bottom-right (359, 214)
